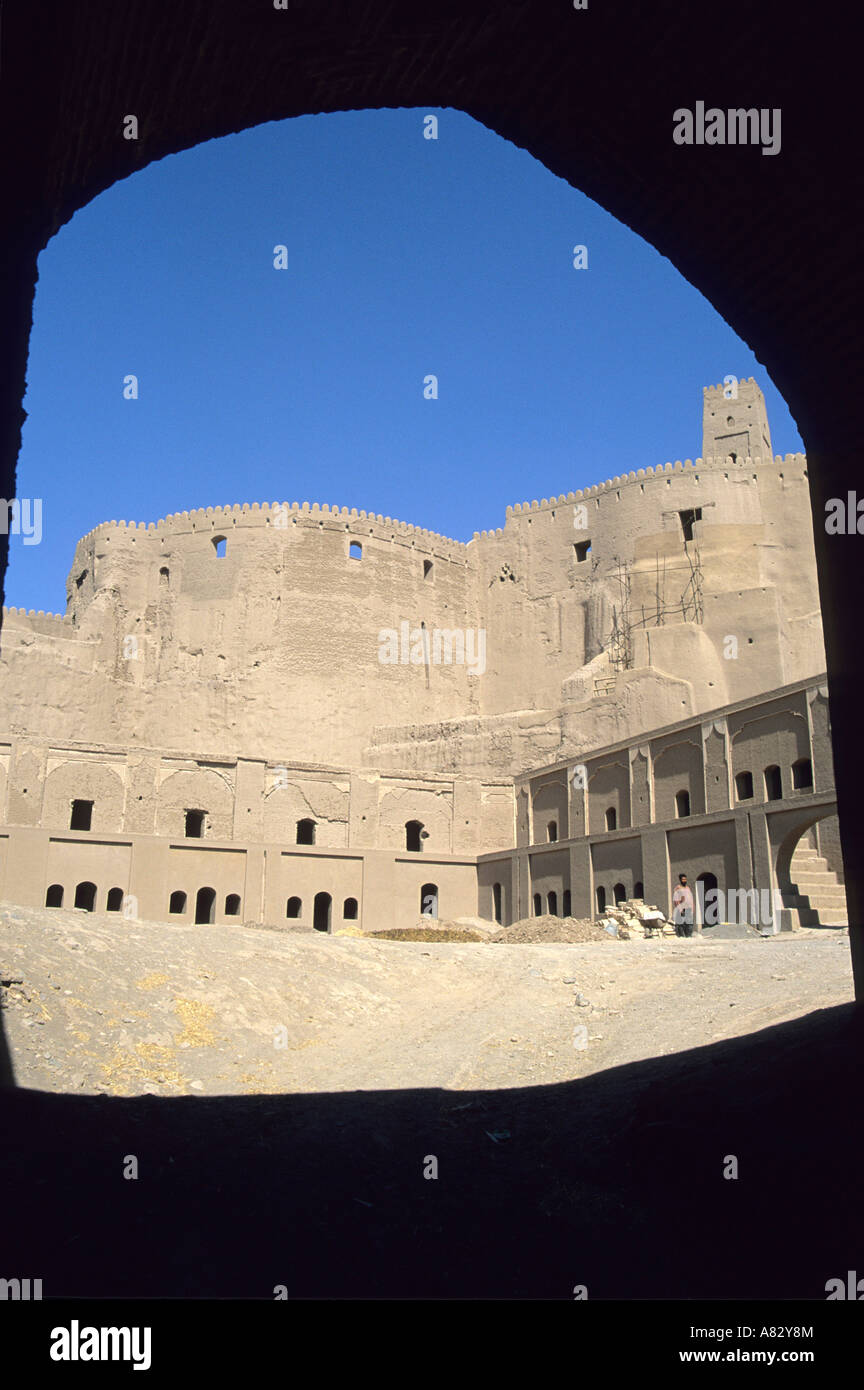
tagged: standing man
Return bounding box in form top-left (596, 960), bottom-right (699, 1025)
top-left (672, 873), bottom-right (695, 937)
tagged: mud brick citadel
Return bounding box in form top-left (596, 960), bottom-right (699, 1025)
top-left (0, 380), bottom-right (847, 932)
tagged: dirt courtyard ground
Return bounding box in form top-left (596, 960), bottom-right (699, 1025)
top-left (0, 901), bottom-right (853, 1096)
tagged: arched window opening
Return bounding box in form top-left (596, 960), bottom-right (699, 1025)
top-left (74, 881), bottom-right (97, 912)
top-left (213, 535), bottom-right (227, 557)
top-left (533, 892), bottom-right (542, 917)
top-left (349, 541), bottom-right (362, 560)
top-left (286, 896), bottom-right (302, 919)
top-left (421, 883), bottom-right (439, 918)
top-left (634, 880), bottom-right (644, 899)
top-left (792, 757), bottom-right (813, 790)
top-left (313, 892), bottom-right (332, 932)
top-left (764, 765), bottom-right (782, 800)
top-left (492, 882), bottom-right (503, 924)
top-left (185, 809), bottom-right (205, 838)
top-left (159, 566), bottom-right (169, 584)
top-left (106, 887), bottom-right (124, 912)
top-left (613, 882), bottom-right (626, 905)
top-left (343, 897), bottom-right (358, 920)
top-left (735, 770), bottom-right (754, 800)
top-left (225, 893), bottom-right (241, 916)
top-left (405, 820), bottom-right (424, 852)
top-left (596, 885), bottom-right (607, 914)
top-left (562, 888), bottom-right (572, 917)
top-left (45, 884), bottom-right (63, 908)
top-left (70, 799), bottom-right (93, 831)
top-left (605, 806), bottom-right (617, 831)
top-left (423, 558), bottom-right (433, 580)
top-left (169, 890), bottom-right (187, 914)
top-left (675, 789), bottom-right (691, 818)
top-left (547, 820), bottom-right (558, 843)
top-left (195, 886), bottom-right (216, 924)
top-left (296, 818), bottom-right (316, 845)
top-left (547, 890), bottom-right (558, 916)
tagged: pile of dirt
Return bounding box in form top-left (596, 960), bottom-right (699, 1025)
top-left (364, 915), bottom-right (500, 944)
top-left (490, 913), bottom-right (614, 944)
top-left (363, 926), bottom-right (486, 943)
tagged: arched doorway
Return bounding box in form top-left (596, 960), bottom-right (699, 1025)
top-left (74, 881), bottom-right (96, 911)
top-left (420, 884), bottom-right (438, 919)
top-left (313, 892), bottom-right (331, 932)
top-left (195, 887), bottom-right (216, 924)
top-left (696, 872), bottom-right (719, 928)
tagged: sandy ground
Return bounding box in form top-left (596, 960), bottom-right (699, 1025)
top-left (1, 900), bottom-right (853, 1096)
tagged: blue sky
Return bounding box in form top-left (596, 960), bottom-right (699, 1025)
top-left (8, 107), bottom-right (802, 614)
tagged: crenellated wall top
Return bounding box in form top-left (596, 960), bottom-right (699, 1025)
top-left (71, 500), bottom-right (470, 558)
top-left (499, 451), bottom-right (807, 522)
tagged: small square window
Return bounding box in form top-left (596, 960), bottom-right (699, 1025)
top-left (574, 540), bottom-right (591, 563)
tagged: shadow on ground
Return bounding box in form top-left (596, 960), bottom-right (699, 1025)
top-left (1, 1005), bottom-right (860, 1299)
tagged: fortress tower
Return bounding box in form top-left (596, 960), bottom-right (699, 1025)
top-left (702, 377), bottom-right (772, 463)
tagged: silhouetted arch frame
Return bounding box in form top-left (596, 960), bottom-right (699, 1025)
top-left (0, 5), bottom-right (860, 1058)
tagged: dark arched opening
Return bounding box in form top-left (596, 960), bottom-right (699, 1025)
top-left (286, 896), bottom-right (302, 919)
top-left (547, 890), bottom-right (558, 916)
top-left (764, 765), bottom-right (783, 801)
top-left (195, 887), bottom-right (216, 924)
top-left (696, 872), bottom-right (720, 927)
top-left (405, 820), bottom-right (424, 852)
top-left (74, 881), bottom-right (96, 911)
top-left (420, 884), bottom-right (438, 919)
top-left (45, 884), bottom-right (63, 908)
top-left (169, 890), bottom-right (187, 914)
top-left (596, 885), bottom-right (607, 914)
top-left (106, 887), bottom-right (124, 912)
top-left (296, 819), bottom-right (316, 845)
top-left (225, 893), bottom-right (241, 916)
top-left (792, 757), bottom-right (813, 790)
top-left (313, 892), bottom-right (331, 932)
top-left (343, 897), bottom-right (358, 920)
top-left (613, 882), bottom-right (626, 905)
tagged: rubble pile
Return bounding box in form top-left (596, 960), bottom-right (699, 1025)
top-left (597, 899), bottom-right (676, 940)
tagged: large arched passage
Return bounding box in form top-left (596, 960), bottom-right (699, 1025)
top-left (0, 5), bottom-right (860, 1058)
top-left (773, 807), bottom-right (848, 930)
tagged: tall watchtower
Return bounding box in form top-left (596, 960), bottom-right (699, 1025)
top-left (702, 376), bottom-right (773, 462)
